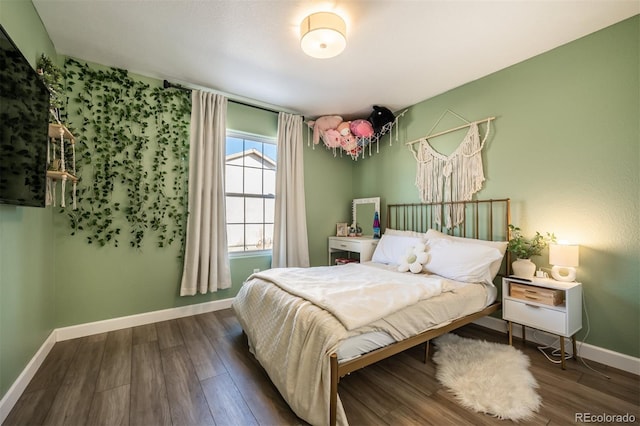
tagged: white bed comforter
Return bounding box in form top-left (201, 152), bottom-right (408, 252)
top-left (232, 263), bottom-right (464, 426)
top-left (251, 263), bottom-right (452, 330)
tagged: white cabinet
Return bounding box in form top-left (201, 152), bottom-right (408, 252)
top-left (328, 236), bottom-right (379, 265)
top-left (502, 276), bottom-right (582, 369)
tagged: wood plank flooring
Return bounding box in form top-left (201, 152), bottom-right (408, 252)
top-left (4, 309), bottom-right (639, 425)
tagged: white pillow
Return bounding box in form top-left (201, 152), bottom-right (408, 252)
top-left (371, 234), bottom-right (425, 265)
top-left (384, 228), bottom-right (427, 239)
top-left (425, 229), bottom-right (507, 280)
top-left (424, 238), bottom-right (504, 284)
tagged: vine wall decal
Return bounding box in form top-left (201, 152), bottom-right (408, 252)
top-left (61, 58), bottom-right (191, 249)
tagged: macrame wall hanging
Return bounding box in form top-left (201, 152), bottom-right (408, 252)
top-left (406, 110), bottom-right (495, 228)
top-left (306, 106), bottom-right (407, 160)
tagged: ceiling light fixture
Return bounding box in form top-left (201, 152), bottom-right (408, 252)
top-left (300, 12), bottom-right (346, 59)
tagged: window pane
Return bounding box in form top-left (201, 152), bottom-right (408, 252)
top-left (264, 169), bottom-right (276, 196)
top-left (245, 224), bottom-right (264, 251)
top-left (226, 196), bottom-right (244, 224)
top-left (225, 165), bottom-right (244, 193)
top-left (264, 224), bottom-right (274, 249)
top-left (244, 167), bottom-right (263, 195)
top-left (265, 198), bottom-right (274, 222)
top-left (243, 152), bottom-right (263, 169)
top-left (227, 224), bottom-right (245, 252)
top-left (244, 140), bottom-right (263, 153)
top-left (246, 198), bottom-right (263, 223)
top-left (263, 144), bottom-right (277, 164)
top-left (226, 137), bottom-right (244, 156)
top-left (225, 134), bottom-right (277, 253)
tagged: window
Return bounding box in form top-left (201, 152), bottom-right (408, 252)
top-left (225, 131), bottom-right (277, 253)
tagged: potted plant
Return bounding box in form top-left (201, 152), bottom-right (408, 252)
top-left (507, 224), bottom-right (556, 278)
top-left (36, 54), bottom-right (64, 123)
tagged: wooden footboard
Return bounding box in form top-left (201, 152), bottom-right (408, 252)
top-left (329, 301), bottom-right (501, 426)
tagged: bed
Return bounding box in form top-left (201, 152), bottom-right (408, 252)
top-left (232, 198), bottom-right (511, 426)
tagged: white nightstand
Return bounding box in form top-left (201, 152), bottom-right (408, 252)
top-left (328, 236), bottom-right (379, 265)
top-left (502, 276), bottom-right (582, 369)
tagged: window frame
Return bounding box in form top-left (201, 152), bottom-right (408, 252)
top-left (225, 130), bottom-right (277, 258)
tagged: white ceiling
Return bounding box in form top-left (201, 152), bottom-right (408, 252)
top-left (33, 1), bottom-right (638, 119)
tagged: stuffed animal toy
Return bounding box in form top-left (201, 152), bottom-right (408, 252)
top-left (308, 115), bottom-right (342, 145)
top-left (321, 128), bottom-right (342, 148)
top-left (337, 121), bottom-right (351, 137)
top-left (339, 132), bottom-right (358, 153)
top-left (350, 119), bottom-right (374, 138)
top-left (336, 121), bottom-right (358, 153)
top-left (367, 106), bottom-right (395, 134)
top-left (398, 243), bottom-right (430, 274)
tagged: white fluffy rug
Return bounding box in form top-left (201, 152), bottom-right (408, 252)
top-left (433, 333), bottom-right (541, 421)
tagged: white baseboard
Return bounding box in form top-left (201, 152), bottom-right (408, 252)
top-left (0, 298), bottom-right (233, 425)
top-left (0, 330), bottom-right (57, 424)
top-left (473, 316), bottom-right (640, 376)
top-left (56, 298), bottom-right (233, 341)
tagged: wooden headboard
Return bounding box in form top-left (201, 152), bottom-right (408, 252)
top-left (386, 198), bottom-right (511, 275)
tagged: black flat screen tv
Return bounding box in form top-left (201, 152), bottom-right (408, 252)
top-left (0, 24), bottom-right (50, 208)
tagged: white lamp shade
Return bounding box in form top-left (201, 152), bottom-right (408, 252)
top-left (549, 243), bottom-right (579, 282)
top-left (300, 12), bottom-right (346, 59)
top-left (549, 243), bottom-right (579, 267)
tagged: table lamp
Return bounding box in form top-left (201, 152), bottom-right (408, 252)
top-left (549, 243), bottom-right (579, 282)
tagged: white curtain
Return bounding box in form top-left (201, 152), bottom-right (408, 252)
top-left (180, 91), bottom-right (231, 296)
top-left (272, 113), bottom-right (310, 268)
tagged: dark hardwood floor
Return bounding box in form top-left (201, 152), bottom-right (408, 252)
top-left (4, 308), bottom-right (639, 426)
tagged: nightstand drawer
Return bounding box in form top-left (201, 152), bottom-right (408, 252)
top-left (329, 239), bottom-right (361, 252)
top-left (510, 283), bottom-right (564, 306)
top-left (328, 237), bottom-right (379, 264)
top-left (504, 299), bottom-right (566, 335)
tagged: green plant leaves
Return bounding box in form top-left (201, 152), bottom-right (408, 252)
top-left (507, 224), bottom-right (556, 259)
top-left (59, 58), bottom-right (191, 250)
top-left (36, 54), bottom-right (64, 111)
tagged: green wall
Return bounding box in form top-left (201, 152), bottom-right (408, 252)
top-left (304, 145), bottom-right (354, 266)
top-left (354, 16), bottom-right (639, 357)
top-left (0, 0), bottom-right (58, 400)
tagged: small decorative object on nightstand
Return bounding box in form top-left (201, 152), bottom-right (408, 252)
top-left (549, 243), bottom-right (579, 282)
top-left (506, 225), bottom-right (556, 279)
top-left (502, 276), bottom-right (582, 369)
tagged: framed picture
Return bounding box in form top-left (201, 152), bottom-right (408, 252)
top-left (336, 223), bottom-right (348, 237)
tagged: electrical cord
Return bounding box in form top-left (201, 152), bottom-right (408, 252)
top-left (531, 289), bottom-right (610, 379)
top-left (533, 332), bottom-right (571, 364)
top-left (575, 289), bottom-right (611, 379)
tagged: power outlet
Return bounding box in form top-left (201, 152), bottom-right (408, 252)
top-left (253, 268), bottom-right (260, 273)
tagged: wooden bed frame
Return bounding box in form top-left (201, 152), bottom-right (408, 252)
top-left (328, 198), bottom-right (511, 426)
